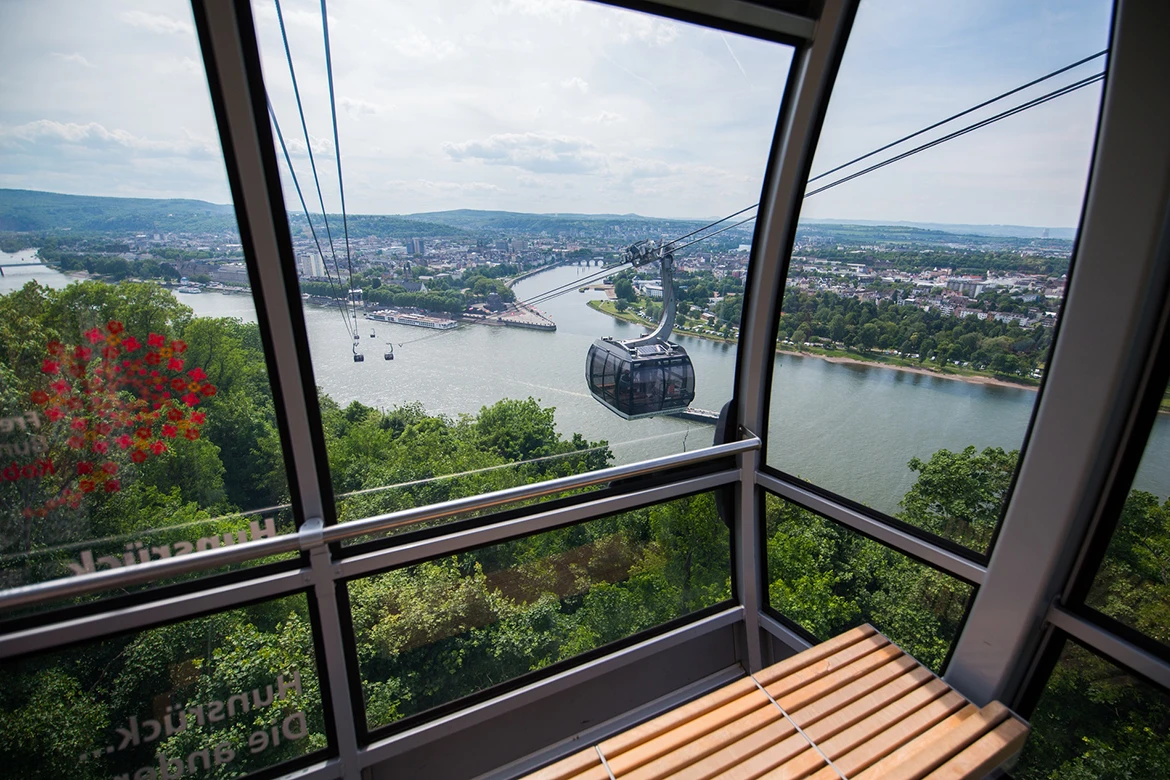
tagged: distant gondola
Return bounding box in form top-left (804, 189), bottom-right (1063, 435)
top-left (384, 343), bottom-right (394, 361)
top-left (585, 242), bottom-right (695, 419)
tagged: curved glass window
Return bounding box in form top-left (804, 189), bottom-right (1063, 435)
top-left (764, 0), bottom-right (1112, 555)
top-left (0, 0), bottom-right (293, 608)
top-left (251, 0), bottom-right (793, 536)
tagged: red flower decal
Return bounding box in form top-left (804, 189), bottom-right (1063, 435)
top-left (46, 340), bottom-right (65, 356)
top-left (30, 389), bottom-right (49, 404)
top-left (79, 478), bottom-right (95, 493)
top-left (167, 357), bottom-right (184, 371)
top-left (76, 462), bottom-right (94, 475)
top-left (161, 424), bottom-right (177, 438)
top-left (107, 320), bottom-right (124, 335)
top-left (190, 411), bottom-right (206, 425)
top-left (73, 346), bottom-right (92, 361)
top-left (67, 435), bottom-right (85, 449)
top-left (115, 434), bottom-right (133, 449)
top-left (131, 450), bottom-right (147, 463)
top-left (188, 367), bottom-right (207, 381)
top-left (104, 479), bottom-right (120, 493)
top-left (149, 441), bottom-right (167, 455)
top-left (92, 441), bottom-right (109, 455)
top-left (42, 359), bottom-right (60, 374)
top-left (147, 333), bottom-right (165, 348)
top-left (171, 340), bottom-right (187, 353)
top-left (101, 461), bottom-right (118, 475)
top-left (84, 328), bottom-right (104, 344)
top-left (70, 417), bottom-right (88, 431)
top-left (122, 336), bottom-right (141, 351)
top-left (184, 428), bottom-right (201, 441)
top-left (183, 393), bottom-right (199, 407)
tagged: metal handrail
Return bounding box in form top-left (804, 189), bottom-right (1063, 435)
top-left (0, 436), bottom-right (759, 612)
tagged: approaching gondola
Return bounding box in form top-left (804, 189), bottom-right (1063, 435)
top-left (585, 241), bottom-right (695, 419)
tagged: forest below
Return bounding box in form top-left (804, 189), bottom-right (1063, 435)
top-left (0, 281), bottom-right (1165, 779)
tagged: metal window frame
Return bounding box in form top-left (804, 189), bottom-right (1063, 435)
top-left (946, 0), bottom-right (1170, 707)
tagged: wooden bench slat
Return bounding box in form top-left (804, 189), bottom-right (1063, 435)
top-left (525, 747), bottom-right (601, 780)
top-left (598, 677), bottom-right (762, 760)
top-left (773, 644), bottom-right (904, 713)
top-left (622, 704), bottom-right (789, 780)
top-left (852, 702), bottom-right (1010, 780)
top-left (763, 634), bottom-right (891, 702)
top-left (754, 625), bottom-right (879, 688)
top-left (807, 687), bottom-right (967, 780)
top-left (606, 692), bottom-right (774, 775)
top-left (924, 717), bottom-right (1030, 780)
top-left (517, 626), bottom-right (1029, 780)
top-left (800, 662), bottom-right (934, 744)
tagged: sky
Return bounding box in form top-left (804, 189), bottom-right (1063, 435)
top-left (0, 0), bottom-right (1113, 226)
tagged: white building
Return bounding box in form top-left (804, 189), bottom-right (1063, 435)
top-left (300, 253), bottom-right (326, 278)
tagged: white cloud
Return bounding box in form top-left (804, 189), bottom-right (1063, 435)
top-left (284, 134), bottom-right (334, 158)
top-left (119, 10), bottom-right (193, 35)
top-left (560, 77), bottom-right (589, 93)
top-left (340, 96), bottom-right (383, 118)
top-left (0, 120), bottom-right (216, 159)
top-left (587, 111), bottom-right (626, 125)
top-left (50, 52), bottom-right (94, 68)
top-left (393, 27), bottom-right (456, 61)
top-left (444, 133), bottom-right (607, 175)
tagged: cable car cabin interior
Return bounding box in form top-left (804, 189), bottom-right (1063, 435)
top-left (587, 338), bottom-right (696, 419)
top-left (2, 1), bottom-right (1170, 780)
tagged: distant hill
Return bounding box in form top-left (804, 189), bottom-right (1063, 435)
top-left (0, 189), bottom-right (239, 234)
top-left (404, 208), bottom-right (707, 237)
top-left (801, 217), bottom-right (1078, 241)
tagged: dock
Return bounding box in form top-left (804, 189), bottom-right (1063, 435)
top-left (671, 407), bottom-right (720, 424)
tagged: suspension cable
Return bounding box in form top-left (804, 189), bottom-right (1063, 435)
top-left (268, 99), bottom-right (356, 337)
top-left (805, 72), bottom-right (1104, 199)
top-left (320, 0), bottom-right (359, 340)
top-left (807, 50), bottom-right (1107, 184)
top-left (273, 0), bottom-right (347, 338)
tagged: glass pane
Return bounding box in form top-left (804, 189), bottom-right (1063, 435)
top-left (763, 493), bottom-right (974, 673)
top-left (765, 0), bottom-right (1112, 553)
top-left (251, 0), bottom-right (793, 534)
top-left (0, 1), bottom-right (293, 604)
top-left (1015, 639), bottom-right (1170, 779)
top-left (1085, 375), bottom-right (1170, 647)
top-left (0, 594), bottom-right (325, 779)
top-left (350, 492), bottom-right (729, 731)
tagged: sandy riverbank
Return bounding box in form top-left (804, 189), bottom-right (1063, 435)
top-left (777, 348), bottom-right (1039, 391)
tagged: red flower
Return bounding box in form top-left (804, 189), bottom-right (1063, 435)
top-left (161, 424), bottom-right (178, 438)
top-left (107, 320), bottom-right (124, 335)
top-left (171, 378), bottom-right (186, 391)
top-left (73, 346), bottom-right (92, 361)
top-left (150, 441), bottom-right (167, 455)
top-left (101, 461), bottom-right (118, 475)
top-left (188, 367), bottom-right (207, 381)
top-left (145, 352), bottom-right (161, 365)
top-left (122, 336), bottom-right (141, 351)
top-left (46, 407), bottom-right (65, 422)
top-left (41, 359), bottom-right (60, 374)
top-left (70, 417), bottom-right (88, 431)
top-left (147, 333), bottom-right (165, 348)
top-left (84, 328), bottom-right (104, 344)
top-left (66, 397), bottom-right (82, 410)
top-left (171, 340), bottom-right (187, 353)
top-left (183, 393), bottom-right (199, 407)
top-left (79, 478), bottom-right (95, 493)
top-left (76, 462), bottom-right (94, 475)
top-left (167, 357), bottom-right (184, 371)
top-left (50, 379), bottom-right (70, 394)
top-left (201, 385), bottom-right (217, 397)
top-left (104, 479), bottom-right (120, 493)
top-left (95, 422), bottom-right (112, 436)
top-left (30, 389), bottom-right (49, 404)
top-left (67, 435), bottom-right (85, 449)
top-left (135, 427), bottom-right (152, 440)
top-left (101, 345), bottom-right (120, 360)
top-left (131, 450), bottom-right (147, 463)
top-left (184, 428), bottom-right (201, 441)
top-left (46, 340), bottom-right (64, 356)
top-left (167, 407), bottom-right (184, 421)
top-left (92, 441), bottom-right (109, 454)
top-left (67, 362), bottom-right (86, 378)
top-left (190, 411), bottom-right (206, 425)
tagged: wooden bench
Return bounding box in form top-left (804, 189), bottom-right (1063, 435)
top-left (523, 625), bottom-right (1028, 780)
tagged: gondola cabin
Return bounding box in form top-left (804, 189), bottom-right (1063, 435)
top-left (586, 337), bottom-right (695, 419)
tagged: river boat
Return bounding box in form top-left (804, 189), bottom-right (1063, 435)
top-left (368, 308), bottom-right (458, 330)
top-left (175, 285), bottom-right (202, 294)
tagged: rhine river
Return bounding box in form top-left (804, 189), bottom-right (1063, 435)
top-left (3, 252), bottom-right (1167, 515)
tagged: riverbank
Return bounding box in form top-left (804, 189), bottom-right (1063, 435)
top-left (587, 298), bottom-right (1040, 392)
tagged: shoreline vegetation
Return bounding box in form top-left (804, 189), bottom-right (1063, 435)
top-left (588, 298), bottom-right (1041, 392)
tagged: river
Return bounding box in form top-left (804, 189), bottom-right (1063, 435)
top-left (3, 251), bottom-right (1166, 515)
